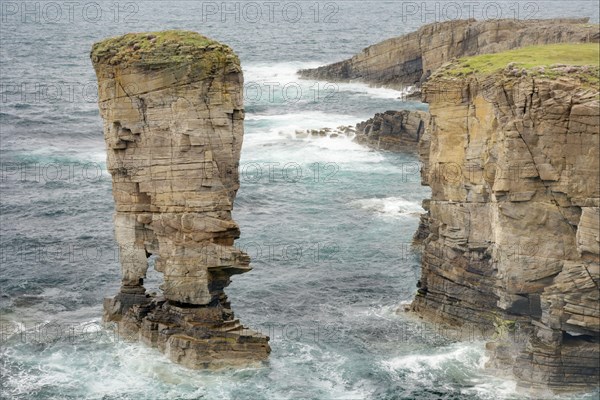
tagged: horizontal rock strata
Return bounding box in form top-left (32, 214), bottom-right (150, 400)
top-left (298, 18), bottom-right (598, 89)
top-left (91, 30), bottom-right (270, 368)
top-left (354, 110), bottom-right (430, 152)
top-left (411, 64), bottom-right (599, 391)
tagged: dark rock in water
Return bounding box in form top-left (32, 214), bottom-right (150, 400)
top-left (404, 90), bottom-right (422, 101)
top-left (354, 110), bottom-right (430, 152)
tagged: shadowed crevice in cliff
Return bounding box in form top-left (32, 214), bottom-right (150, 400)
top-left (298, 18), bottom-right (599, 90)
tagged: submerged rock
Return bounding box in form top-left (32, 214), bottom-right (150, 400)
top-left (91, 30), bottom-right (270, 368)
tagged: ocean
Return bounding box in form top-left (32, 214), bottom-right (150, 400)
top-left (1, 1), bottom-right (599, 399)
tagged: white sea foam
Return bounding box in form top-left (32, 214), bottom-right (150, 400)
top-left (361, 304), bottom-right (406, 321)
top-left (244, 61), bottom-right (323, 83)
top-left (382, 342), bottom-right (529, 400)
top-left (246, 110), bottom-right (360, 130)
top-left (243, 137), bottom-right (386, 166)
top-left (383, 342), bottom-right (477, 373)
top-left (243, 111), bottom-right (388, 166)
top-left (462, 378), bottom-right (521, 400)
top-left (351, 196), bottom-right (423, 218)
top-left (244, 61), bottom-right (412, 101)
top-left (268, 341), bottom-right (374, 400)
top-left (336, 80), bottom-right (414, 100)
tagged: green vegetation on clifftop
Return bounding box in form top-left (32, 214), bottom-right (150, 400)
top-left (90, 30), bottom-right (237, 70)
top-left (437, 43), bottom-right (600, 86)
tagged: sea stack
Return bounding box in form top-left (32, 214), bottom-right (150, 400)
top-left (91, 31), bottom-right (270, 368)
top-left (411, 45), bottom-right (599, 391)
top-left (353, 110), bottom-right (430, 152)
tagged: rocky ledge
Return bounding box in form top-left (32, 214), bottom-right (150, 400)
top-left (91, 31), bottom-right (270, 368)
top-left (354, 110), bottom-right (430, 152)
top-left (298, 18), bottom-right (598, 90)
top-left (292, 110), bottom-right (429, 153)
top-left (411, 43), bottom-right (599, 392)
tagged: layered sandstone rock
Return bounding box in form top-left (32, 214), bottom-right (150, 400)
top-left (411, 63), bottom-right (599, 391)
top-left (299, 18), bottom-right (598, 89)
top-left (354, 110), bottom-right (430, 152)
top-left (91, 31), bottom-right (270, 368)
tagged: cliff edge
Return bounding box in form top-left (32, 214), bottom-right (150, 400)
top-left (298, 18), bottom-right (598, 90)
top-left (411, 43), bottom-right (599, 392)
top-left (91, 31), bottom-right (270, 368)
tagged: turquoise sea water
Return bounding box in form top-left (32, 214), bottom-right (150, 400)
top-left (1, 1), bottom-right (599, 399)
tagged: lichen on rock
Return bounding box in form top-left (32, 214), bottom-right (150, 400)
top-left (91, 30), bottom-right (270, 368)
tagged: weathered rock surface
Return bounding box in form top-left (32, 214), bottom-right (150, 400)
top-left (411, 64), bottom-right (599, 391)
top-left (293, 110), bottom-right (429, 153)
top-left (298, 18), bottom-right (598, 89)
top-left (91, 31), bottom-right (270, 368)
top-left (354, 110), bottom-right (430, 152)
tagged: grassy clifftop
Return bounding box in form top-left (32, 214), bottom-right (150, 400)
top-left (90, 30), bottom-right (237, 70)
top-left (437, 43), bottom-right (599, 85)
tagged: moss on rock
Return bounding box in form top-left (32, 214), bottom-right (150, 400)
top-left (90, 30), bottom-right (238, 71)
top-left (434, 43), bottom-right (600, 87)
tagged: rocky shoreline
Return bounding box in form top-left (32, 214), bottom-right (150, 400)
top-left (303, 20), bottom-right (600, 393)
top-left (295, 110), bottom-right (430, 153)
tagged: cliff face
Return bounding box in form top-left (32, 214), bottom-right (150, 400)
top-left (298, 18), bottom-right (598, 89)
top-left (354, 110), bottom-right (430, 152)
top-left (91, 31), bottom-right (270, 368)
top-left (411, 64), bottom-right (599, 391)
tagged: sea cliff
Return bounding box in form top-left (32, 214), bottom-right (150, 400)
top-left (91, 31), bottom-right (270, 368)
top-left (411, 44), bottom-right (599, 391)
top-left (298, 18), bottom-right (598, 89)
